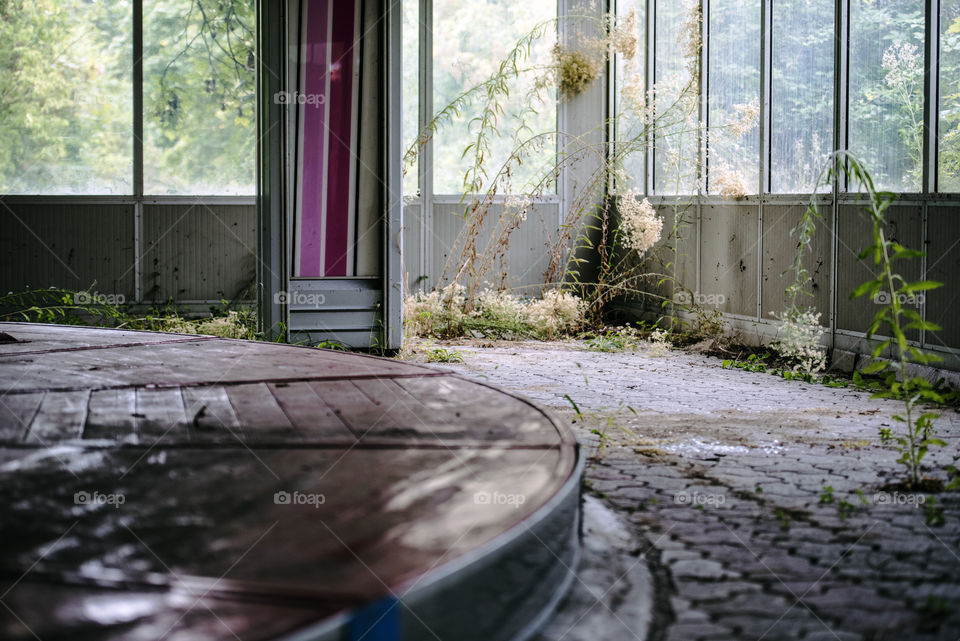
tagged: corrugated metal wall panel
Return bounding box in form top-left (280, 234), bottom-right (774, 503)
top-left (354, 0), bottom-right (383, 277)
top-left (635, 204), bottom-right (697, 309)
top-left (925, 205), bottom-right (960, 350)
top-left (287, 278), bottom-right (381, 346)
top-left (402, 201), bottom-right (424, 293)
top-left (836, 204), bottom-right (922, 341)
top-left (761, 203), bottom-right (832, 324)
top-left (0, 203), bottom-right (135, 298)
top-left (429, 201), bottom-right (560, 295)
top-left (700, 205), bottom-right (759, 317)
top-left (142, 204), bottom-right (257, 303)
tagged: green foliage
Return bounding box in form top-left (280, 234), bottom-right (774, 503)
top-left (0, 0), bottom-right (255, 194)
top-left (925, 496), bottom-right (945, 527)
top-left (583, 325), bottom-right (642, 352)
top-left (424, 347), bottom-right (465, 363)
top-left (819, 485), bottom-right (835, 505)
top-left (808, 151), bottom-right (947, 489)
top-left (145, 0), bottom-right (256, 192)
top-left (0, 286), bottom-right (258, 340)
top-left (0, 0), bottom-right (130, 192)
top-left (721, 352), bottom-right (769, 373)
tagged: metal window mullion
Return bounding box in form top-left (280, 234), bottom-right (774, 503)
top-left (699, 0), bottom-right (708, 195)
top-left (922, 1), bottom-right (938, 346)
top-left (419, 0), bottom-right (433, 291)
top-left (133, 0), bottom-right (144, 303)
top-left (830, 0), bottom-right (850, 349)
top-left (695, 0), bottom-right (705, 299)
top-left (835, 0), bottom-right (849, 192)
top-left (758, 0), bottom-right (771, 320)
top-left (608, 0), bottom-right (617, 196)
top-left (924, 0), bottom-right (940, 193)
top-left (558, 0), bottom-right (567, 229)
top-left (646, 0), bottom-right (655, 196)
top-left (760, 0), bottom-right (771, 196)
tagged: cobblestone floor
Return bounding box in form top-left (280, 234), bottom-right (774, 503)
top-left (404, 339), bottom-right (960, 641)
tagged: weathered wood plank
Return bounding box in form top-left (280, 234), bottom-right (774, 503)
top-left (225, 383), bottom-right (297, 440)
top-left (395, 377), bottom-right (561, 444)
top-left (85, 389), bottom-right (137, 440)
top-left (0, 393), bottom-right (44, 441)
top-left (0, 338), bottom-right (437, 394)
top-left (136, 388), bottom-right (188, 440)
top-left (181, 387), bottom-right (243, 442)
top-left (27, 390), bottom-right (89, 442)
top-left (268, 382), bottom-right (353, 439)
top-left (340, 379), bottom-right (436, 438)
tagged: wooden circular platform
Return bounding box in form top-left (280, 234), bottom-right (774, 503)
top-left (0, 323), bottom-right (581, 641)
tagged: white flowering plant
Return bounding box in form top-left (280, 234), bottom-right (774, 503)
top-left (770, 309), bottom-right (826, 375)
top-left (403, 286), bottom-right (585, 341)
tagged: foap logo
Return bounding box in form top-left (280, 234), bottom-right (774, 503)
top-left (873, 491), bottom-right (926, 507)
top-left (274, 490), bottom-right (326, 508)
top-left (674, 491), bottom-right (725, 507)
top-left (873, 291), bottom-right (924, 306)
top-left (273, 291), bottom-right (326, 307)
top-left (673, 291), bottom-right (725, 307)
top-left (473, 491), bottom-right (526, 509)
top-left (74, 490), bottom-right (125, 508)
top-left (74, 291), bottom-right (126, 305)
top-left (274, 91), bottom-right (326, 106)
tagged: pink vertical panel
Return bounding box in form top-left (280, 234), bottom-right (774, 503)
top-left (323, 0), bottom-right (357, 276)
top-left (297, 0), bottom-right (330, 277)
top-left (296, 0), bottom-right (358, 278)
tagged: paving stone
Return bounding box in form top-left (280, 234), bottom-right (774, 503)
top-left (661, 622), bottom-right (735, 641)
top-left (406, 340), bottom-right (960, 641)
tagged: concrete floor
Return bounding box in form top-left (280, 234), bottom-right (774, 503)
top-left (405, 338), bottom-right (960, 641)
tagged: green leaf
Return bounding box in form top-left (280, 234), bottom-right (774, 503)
top-left (850, 280), bottom-right (880, 299)
top-left (871, 340), bottom-right (891, 358)
top-left (860, 360), bottom-right (888, 374)
top-left (903, 280), bottom-right (942, 292)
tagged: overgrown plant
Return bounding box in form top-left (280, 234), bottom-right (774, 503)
top-left (403, 284), bottom-right (585, 340)
top-left (0, 287), bottom-right (258, 340)
top-left (800, 152), bottom-right (945, 488)
top-left (404, 1), bottom-right (761, 339)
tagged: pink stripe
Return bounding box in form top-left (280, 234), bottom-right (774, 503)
top-left (323, 0), bottom-right (356, 277)
top-left (298, 0), bottom-right (329, 277)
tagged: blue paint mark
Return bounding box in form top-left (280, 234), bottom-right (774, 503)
top-left (346, 596), bottom-right (400, 641)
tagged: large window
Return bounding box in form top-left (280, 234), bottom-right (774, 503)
top-left (0, 0), bottom-right (255, 196)
top-left (707, 0), bottom-right (761, 195)
top-left (849, 0), bottom-right (925, 192)
top-left (0, 0), bottom-right (132, 194)
top-left (940, 0), bottom-right (960, 192)
top-left (615, 0), bottom-right (646, 188)
top-left (402, 0), bottom-right (420, 198)
top-left (144, 0), bottom-right (256, 195)
top-left (771, 0), bottom-right (834, 193)
top-left (431, 0), bottom-right (557, 195)
top-left (653, 1), bottom-right (699, 194)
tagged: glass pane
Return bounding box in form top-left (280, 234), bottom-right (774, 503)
top-left (940, 0), bottom-right (960, 192)
top-left (771, 0), bottom-right (834, 193)
top-left (653, 0), bottom-right (699, 195)
top-left (849, 0), bottom-right (925, 192)
top-left (615, 0), bottom-right (646, 190)
top-left (144, 0), bottom-right (256, 195)
top-left (432, 0), bottom-right (557, 195)
top-left (707, 0), bottom-right (760, 196)
top-left (0, 0), bottom-right (132, 194)
top-left (403, 0), bottom-right (419, 198)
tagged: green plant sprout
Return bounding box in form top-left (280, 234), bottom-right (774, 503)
top-left (800, 151), bottom-right (945, 489)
